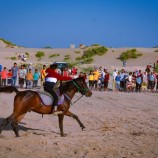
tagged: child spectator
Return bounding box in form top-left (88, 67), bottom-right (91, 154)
top-left (7, 69), bottom-right (13, 86)
top-left (33, 69), bottom-right (40, 88)
top-left (1, 67), bottom-right (7, 87)
top-left (26, 69), bottom-right (34, 89)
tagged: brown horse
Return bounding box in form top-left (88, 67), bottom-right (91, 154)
top-left (0, 77), bottom-right (92, 137)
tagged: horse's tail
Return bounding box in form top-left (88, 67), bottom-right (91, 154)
top-left (0, 86), bottom-right (19, 94)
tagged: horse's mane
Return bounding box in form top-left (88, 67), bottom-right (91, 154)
top-left (59, 80), bottom-right (72, 94)
top-left (59, 77), bottom-right (84, 94)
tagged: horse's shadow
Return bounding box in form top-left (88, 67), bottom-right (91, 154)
top-left (0, 117), bottom-right (44, 132)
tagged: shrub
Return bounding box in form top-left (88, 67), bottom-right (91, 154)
top-left (74, 50), bottom-right (81, 54)
top-left (91, 44), bottom-right (101, 46)
top-left (35, 51), bottom-right (45, 59)
top-left (119, 49), bottom-right (142, 61)
top-left (82, 67), bottom-right (93, 73)
top-left (154, 50), bottom-right (158, 52)
top-left (76, 46), bottom-right (108, 61)
top-left (10, 57), bottom-right (16, 60)
top-left (155, 65), bottom-right (158, 73)
top-left (49, 53), bottom-right (59, 58)
top-left (25, 52), bottom-right (30, 58)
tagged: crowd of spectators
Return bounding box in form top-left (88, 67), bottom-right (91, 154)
top-left (0, 62), bottom-right (158, 93)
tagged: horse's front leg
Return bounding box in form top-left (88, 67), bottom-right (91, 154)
top-left (58, 114), bottom-right (66, 137)
top-left (65, 111), bottom-right (85, 130)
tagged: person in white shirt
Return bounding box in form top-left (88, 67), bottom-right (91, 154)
top-left (112, 69), bottom-right (118, 91)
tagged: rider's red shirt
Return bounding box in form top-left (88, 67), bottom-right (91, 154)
top-left (45, 68), bottom-right (72, 81)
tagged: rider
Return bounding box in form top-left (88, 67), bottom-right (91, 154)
top-left (44, 63), bottom-right (72, 115)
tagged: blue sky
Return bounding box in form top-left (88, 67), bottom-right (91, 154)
top-left (0, 0), bottom-right (158, 48)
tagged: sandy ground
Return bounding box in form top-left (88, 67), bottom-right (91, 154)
top-left (0, 44), bottom-right (158, 158)
top-left (0, 91), bottom-right (158, 158)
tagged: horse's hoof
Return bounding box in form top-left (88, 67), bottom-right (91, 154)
top-left (61, 134), bottom-right (67, 137)
top-left (82, 126), bottom-right (86, 130)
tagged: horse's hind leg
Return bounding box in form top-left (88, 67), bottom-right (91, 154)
top-left (0, 117), bottom-right (11, 134)
top-left (65, 111), bottom-right (85, 130)
top-left (11, 113), bottom-right (26, 137)
top-left (11, 122), bottom-right (20, 137)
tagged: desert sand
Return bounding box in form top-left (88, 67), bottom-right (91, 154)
top-left (0, 43), bottom-right (158, 158)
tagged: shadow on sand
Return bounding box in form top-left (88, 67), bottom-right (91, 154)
top-left (0, 117), bottom-right (45, 133)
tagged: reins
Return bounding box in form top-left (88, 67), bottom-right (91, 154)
top-left (64, 93), bottom-right (83, 105)
top-left (63, 79), bottom-right (87, 105)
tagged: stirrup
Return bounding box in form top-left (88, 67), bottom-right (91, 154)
top-left (53, 111), bottom-right (63, 115)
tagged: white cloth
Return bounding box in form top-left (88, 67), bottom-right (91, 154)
top-left (45, 77), bottom-right (57, 83)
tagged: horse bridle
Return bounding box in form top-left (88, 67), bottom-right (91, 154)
top-left (71, 79), bottom-right (89, 95)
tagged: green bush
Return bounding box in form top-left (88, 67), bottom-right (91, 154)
top-left (91, 44), bottom-right (101, 46)
top-left (82, 67), bottom-right (93, 73)
top-left (155, 65), bottom-right (158, 73)
top-left (74, 50), bottom-right (81, 54)
top-left (35, 51), bottom-right (45, 59)
top-left (119, 49), bottom-right (143, 61)
top-left (76, 46), bottom-right (108, 61)
top-left (25, 52), bottom-right (30, 58)
top-left (10, 57), bottom-right (16, 60)
top-left (49, 53), bottom-right (59, 58)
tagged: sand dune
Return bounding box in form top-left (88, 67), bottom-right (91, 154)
top-left (0, 46), bottom-right (158, 158)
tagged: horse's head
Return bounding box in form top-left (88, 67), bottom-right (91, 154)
top-left (71, 77), bottom-right (92, 97)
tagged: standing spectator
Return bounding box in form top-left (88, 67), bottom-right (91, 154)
top-left (112, 68), bottom-right (118, 91)
top-left (0, 64), bottom-right (2, 87)
top-left (156, 73), bottom-right (158, 92)
top-left (26, 69), bottom-right (34, 89)
top-left (126, 72), bottom-right (133, 92)
top-left (148, 71), bottom-right (156, 93)
top-left (120, 69), bottom-right (126, 91)
top-left (145, 65), bottom-right (150, 73)
top-left (71, 66), bottom-right (78, 76)
top-left (40, 65), bottom-right (46, 86)
top-left (63, 68), bottom-right (69, 77)
top-left (93, 68), bottom-right (100, 91)
top-left (88, 70), bottom-right (94, 90)
top-left (18, 65), bottom-right (26, 88)
top-left (142, 71), bottom-right (148, 92)
top-left (123, 60), bottom-right (126, 67)
top-left (1, 67), bottom-right (7, 87)
top-left (115, 72), bottom-right (121, 92)
top-left (11, 63), bottom-right (18, 87)
top-left (135, 70), bottom-right (143, 92)
top-left (7, 69), bottom-right (13, 86)
top-left (104, 68), bottom-right (110, 91)
top-left (27, 63), bottom-right (34, 74)
top-left (33, 69), bottom-right (40, 88)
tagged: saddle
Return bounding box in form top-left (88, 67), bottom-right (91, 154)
top-left (37, 90), bottom-right (64, 106)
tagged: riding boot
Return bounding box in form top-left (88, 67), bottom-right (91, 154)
top-left (53, 105), bottom-right (62, 115)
